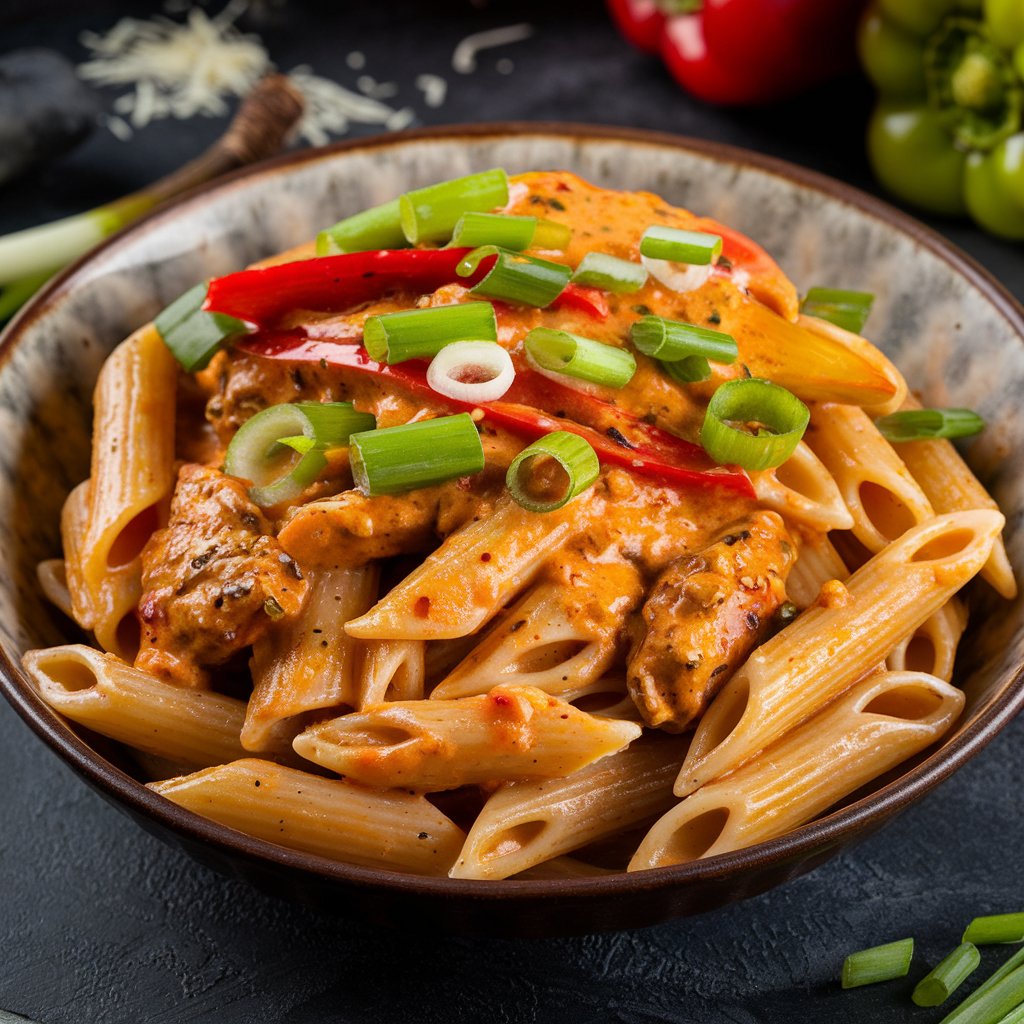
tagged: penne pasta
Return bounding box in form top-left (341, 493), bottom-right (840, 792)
top-left (37, 558), bottom-right (73, 620)
top-left (806, 402), bottom-right (935, 554)
top-left (631, 670), bottom-right (963, 869)
top-left (292, 685), bottom-right (641, 790)
top-left (886, 598), bottom-right (967, 683)
top-left (359, 638), bottom-right (426, 708)
top-left (452, 734), bottom-right (689, 880)
top-left (242, 565), bottom-right (379, 754)
top-left (749, 441), bottom-right (854, 532)
top-left (150, 759), bottom-right (465, 876)
top-left (22, 644), bottom-right (248, 768)
top-left (564, 676), bottom-right (641, 722)
top-left (786, 530), bottom-right (849, 608)
top-left (675, 509), bottom-right (1002, 797)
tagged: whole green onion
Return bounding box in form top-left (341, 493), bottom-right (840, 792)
top-left (938, 962), bottom-right (1024, 1024)
top-left (700, 378), bottom-right (810, 471)
top-left (993, 1004), bottom-right (1024, 1024)
top-left (224, 401), bottom-right (375, 507)
top-left (316, 198), bottom-right (407, 255)
top-left (942, 947), bottom-right (1024, 1023)
top-left (349, 413), bottom-right (485, 496)
top-left (840, 938), bottom-right (914, 989)
top-left (400, 168), bottom-right (509, 244)
top-left (571, 253), bottom-right (648, 293)
top-left (876, 408), bottom-right (986, 443)
top-left (640, 226), bottom-right (722, 265)
top-left (800, 286), bottom-right (875, 334)
top-left (965, 915), bottom-right (1024, 946)
top-left (362, 302), bottom-right (497, 364)
top-left (506, 431), bottom-right (600, 513)
top-left (457, 246), bottom-right (571, 308)
top-left (524, 327), bottom-right (636, 390)
top-left (914, 943), bottom-right (982, 1007)
top-left (154, 282), bottom-right (251, 372)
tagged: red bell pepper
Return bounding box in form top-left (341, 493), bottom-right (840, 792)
top-left (608, 0), bottom-right (866, 106)
top-left (239, 332), bottom-right (754, 496)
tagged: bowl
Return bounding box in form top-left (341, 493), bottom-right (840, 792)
top-left (1, 123), bottom-right (1022, 937)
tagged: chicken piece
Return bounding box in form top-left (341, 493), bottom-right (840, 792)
top-left (136, 464), bottom-right (307, 687)
top-left (627, 511), bottom-right (794, 731)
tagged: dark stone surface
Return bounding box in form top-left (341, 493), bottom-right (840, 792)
top-left (1, 2), bottom-right (1022, 1022)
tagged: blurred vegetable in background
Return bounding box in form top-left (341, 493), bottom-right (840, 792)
top-left (607, 0), bottom-right (867, 105)
top-left (860, 0), bottom-right (1024, 239)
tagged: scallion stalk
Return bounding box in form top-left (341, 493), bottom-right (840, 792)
top-left (700, 378), bottom-right (809, 471)
top-left (942, 948), bottom-right (1024, 1023)
top-left (362, 301), bottom-right (497, 364)
top-left (506, 431), bottom-right (600, 513)
top-left (450, 212), bottom-right (538, 251)
top-left (571, 252), bottom-right (648, 293)
top-left (913, 943), bottom-right (982, 1007)
top-left (0, 268), bottom-right (55, 324)
top-left (876, 408), bottom-right (986, 443)
top-left (426, 341), bottom-right (515, 402)
top-left (630, 314), bottom-right (738, 383)
top-left (154, 282), bottom-right (251, 372)
top-left (937, 961), bottom-right (1024, 1024)
top-left (840, 938), bottom-right (914, 989)
top-left (640, 225), bottom-right (722, 265)
top-left (315, 198), bottom-right (407, 255)
top-left (524, 327), bottom-right (636, 389)
top-left (532, 219), bottom-right (573, 250)
top-left (800, 287), bottom-right (875, 334)
top-left (965, 915), bottom-right (1024, 946)
top-left (399, 168), bottom-right (509, 244)
top-left (457, 245), bottom-right (571, 307)
top-left (349, 413), bottom-right (485, 495)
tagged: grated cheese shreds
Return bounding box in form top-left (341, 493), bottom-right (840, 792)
top-left (451, 24), bottom-right (534, 74)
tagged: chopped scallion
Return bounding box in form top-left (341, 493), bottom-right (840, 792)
top-left (506, 431), bottom-right (600, 513)
top-left (457, 245), bottom-right (571, 307)
top-left (450, 212), bottom-right (535, 250)
top-left (965, 915), bottom-right (1024, 946)
top-left (315, 198), bottom-right (408, 255)
top-left (362, 301), bottom-right (497, 364)
top-left (400, 168), bottom-right (509, 244)
top-left (154, 282), bottom-right (251, 372)
top-left (937, 960), bottom-right (1024, 1024)
top-left (349, 413), bottom-right (484, 496)
top-left (631, 314), bottom-right (737, 383)
top-left (876, 408), bottom-right (986, 443)
top-left (913, 943), bottom-right (982, 1007)
top-left (701, 378), bottom-right (809, 471)
top-left (840, 938), bottom-right (914, 989)
top-left (940, 947), bottom-right (1024, 1023)
top-left (524, 327), bottom-right (636, 390)
top-left (571, 252), bottom-right (648, 293)
top-left (800, 286), bottom-right (875, 334)
top-left (532, 218), bottom-right (572, 250)
top-left (640, 225), bottom-right (722, 265)
top-left (426, 341), bottom-right (515, 403)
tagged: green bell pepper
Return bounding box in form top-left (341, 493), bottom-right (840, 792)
top-left (858, 0), bottom-right (1024, 239)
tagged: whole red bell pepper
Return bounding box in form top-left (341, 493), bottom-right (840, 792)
top-left (608, 0), bottom-right (867, 105)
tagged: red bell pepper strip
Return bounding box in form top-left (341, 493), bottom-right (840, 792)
top-left (551, 283), bottom-right (610, 320)
top-left (608, 0), bottom-right (866, 106)
top-left (238, 332), bottom-right (754, 496)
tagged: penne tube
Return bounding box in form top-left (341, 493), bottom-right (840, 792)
top-left (786, 530), bottom-right (849, 608)
top-left (451, 734), bottom-right (689, 880)
top-left (894, 396), bottom-right (1016, 599)
top-left (150, 759), bottom-right (465, 876)
top-left (807, 403), bottom-right (935, 554)
top-left (886, 598), bottom-right (967, 683)
top-left (292, 685), bottom-right (641, 791)
top-left (675, 509), bottom-right (1003, 797)
top-left (631, 671), bottom-right (963, 869)
top-left (359, 639), bottom-right (426, 708)
top-left (749, 441), bottom-right (854, 532)
top-left (564, 676), bottom-right (641, 722)
top-left (243, 566), bottom-right (379, 754)
top-left (37, 558), bottom-right (73, 619)
top-left (22, 644), bottom-right (248, 768)
top-left (345, 494), bottom-right (593, 641)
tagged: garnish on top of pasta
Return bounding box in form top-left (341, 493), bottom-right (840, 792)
top-left (25, 169), bottom-right (1014, 880)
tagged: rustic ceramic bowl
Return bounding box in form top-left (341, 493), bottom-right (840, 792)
top-left (1, 124), bottom-right (1022, 937)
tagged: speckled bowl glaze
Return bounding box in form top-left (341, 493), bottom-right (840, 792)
top-left (1, 124), bottom-right (1022, 937)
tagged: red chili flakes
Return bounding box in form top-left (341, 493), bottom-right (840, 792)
top-left (413, 596), bottom-right (431, 618)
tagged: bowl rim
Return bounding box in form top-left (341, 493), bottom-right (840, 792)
top-left (2, 120), bottom-right (1023, 902)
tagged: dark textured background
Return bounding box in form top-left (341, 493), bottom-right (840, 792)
top-left (1, 3), bottom-right (1023, 1022)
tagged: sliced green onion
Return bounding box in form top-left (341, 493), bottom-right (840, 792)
top-left (701, 378), bottom-right (810, 471)
top-left (315, 198), bottom-right (407, 255)
top-left (525, 327), bottom-right (636, 390)
top-left (640, 225), bottom-right (722, 265)
top-left (914, 943), bottom-right (982, 1007)
top-left (362, 301), bottom-right (497, 364)
top-left (457, 246), bottom-right (571, 308)
top-left (938, 961), bottom-right (1024, 1024)
top-left (450, 212), bottom-right (536, 250)
top-left (631, 315), bottom-right (737, 363)
top-left (506, 431), bottom-right (600, 513)
top-left (154, 282), bottom-right (251, 372)
top-left (840, 938), bottom-right (914, 989)
top-left (571, 253), bottom-right (648, 294)
top-left (426, 341), bottom-right (515, 403)
top-left (800, 286), bottom-right (875, 334)
top-left (224, 401), bottom-right (375, 507)
top-left (943, 948), bottom-right (1024, 1024)
top-left (400, 168), bottom-right (509, 244)
top-left (965, 915), bottom-right (1024, 946)
top-left (349, 413), bottom-right (484, 496)
top-left (663, 355), bottom-right (717, 384)
top-left (876, 408), bottom-right (986, 443)
top-left (532, 219), bottom-right (572, 250)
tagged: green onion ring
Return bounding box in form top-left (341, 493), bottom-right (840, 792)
top-left (506, 431), bottom-right (600, 513)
